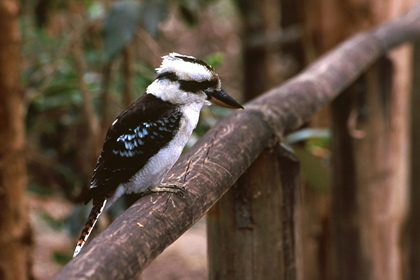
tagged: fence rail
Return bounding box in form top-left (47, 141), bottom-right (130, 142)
top-left (53, 4), bottom-right (420, 279)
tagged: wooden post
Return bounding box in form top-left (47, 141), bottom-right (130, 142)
top-left (330, 56), bottom-right (408, 280)
top-left (207, 145), bottom-right (301, 280)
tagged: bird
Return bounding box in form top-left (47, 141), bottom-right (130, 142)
top-left (73, 53), bottom-right (243, 257)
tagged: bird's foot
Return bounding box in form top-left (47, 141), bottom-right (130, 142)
top-left (146, 183), bottom-right (186, 198)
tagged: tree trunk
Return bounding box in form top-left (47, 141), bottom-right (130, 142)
top-left (331, 56), bottom-right (409, 280)
top-left (407, 39), bottom-right (420, 280)
top-left (301, 1), bottom-right (415, 279)
top-left (0, 1), bottom-right (32, 280)
top-left (238, 0), bottom-right (282, 100)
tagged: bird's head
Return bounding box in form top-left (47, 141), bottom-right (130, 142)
top-left (146, 53), bottom-right (243, 109)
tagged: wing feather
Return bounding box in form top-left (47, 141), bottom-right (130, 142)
top-left (84, 94), bottom-right (182, 203)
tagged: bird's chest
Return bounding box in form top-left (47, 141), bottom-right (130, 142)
top-left (123, 105), bottom-right (201, 193)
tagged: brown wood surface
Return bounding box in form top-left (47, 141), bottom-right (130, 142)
top-left (303, 1), bottom-right (416, 279)
top-left (330, 57), bottom-right (398, 280)
top-left (207, 146), bottom-right (301, 280)
top-left (0, 1), bottom-right (32, 280)
top-left (53, 5), bottom-right (420, 280)
top-left (408, 39), bottom-right (420, 280)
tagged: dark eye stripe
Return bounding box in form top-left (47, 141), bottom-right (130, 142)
top-left (157, 71), bottom-right (218, 93)
top-left (179, 79), bottom-right (217, 93)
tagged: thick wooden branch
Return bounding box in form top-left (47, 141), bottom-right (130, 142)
top-left (54, 4), bottom-right (420, 280)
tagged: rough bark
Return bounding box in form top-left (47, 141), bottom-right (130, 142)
top-left (302, 1), bottom-right (416, 279)
top-left (53, 5), bottom-right (420, 279)
top-left (408, 39), bottom-right (420, 280)
top-left (207, 146), bottom-right (301, 280)
top-left (330, 56), bottom-right (404, 280)
top-left (0, 1), bottom-right (31, 280)
top-left (326, 1), bottom-right (415, 280)
top-left (238, 0), bottom-right (282, 100)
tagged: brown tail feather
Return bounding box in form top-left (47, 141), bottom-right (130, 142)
top-left (73, 198), bottom-right (107, 257)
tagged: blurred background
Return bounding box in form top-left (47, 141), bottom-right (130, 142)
top-left (0, 0), bottom-right (417, 279)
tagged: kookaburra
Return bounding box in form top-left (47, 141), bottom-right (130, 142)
top-left (73, 53), bottom-right (243, 257)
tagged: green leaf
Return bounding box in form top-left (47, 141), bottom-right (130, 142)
top-left (293, 147), bottom-right (331, 192)
top-left (285, 128), bottom-right (331, 144)
top-left (141, 0), bottom-right (168, 36)
top-left (39, 212), bottom-right (66, 231)
top-left (27, 183), bottom-right (54, 196)
top-left (103, 0), bottom-right (143, 61)
top-left (205, 52), bottom-right (225, 69)
top-left (53, 250), bottom-right (72, 265)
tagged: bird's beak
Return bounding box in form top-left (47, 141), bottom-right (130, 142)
top-left (206, 89), bottom-right (244, 109)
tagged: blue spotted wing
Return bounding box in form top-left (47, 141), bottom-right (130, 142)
top-left (84, 94), bottom-right (182, 203)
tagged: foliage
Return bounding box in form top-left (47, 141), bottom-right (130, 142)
top-left (285, 128), bottom-right (331, 192)
top-left (22, 0), bottom-right (235, 206)
top-left (104, 0), bottom-right (148, 60)
top-left (52, 250), bottom-right (73, 265)
top-left (20, 3), bottom-right (238, 275)
top-left (102, 0), bottom-right (216, 59)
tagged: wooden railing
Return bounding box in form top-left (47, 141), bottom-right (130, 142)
top-left (53, 4), bottom-right (420, 280)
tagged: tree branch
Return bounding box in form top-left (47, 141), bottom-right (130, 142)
top-left (53, 4), bottom-right (420, 280)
